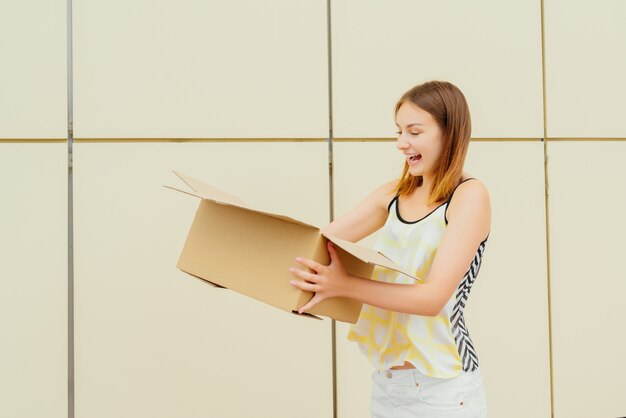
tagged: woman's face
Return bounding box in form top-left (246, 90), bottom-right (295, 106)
top-left (395, 101), bottom-right (444, 179)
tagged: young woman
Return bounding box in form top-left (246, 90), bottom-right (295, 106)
top-left (289, 81), bottom-right (490, 417)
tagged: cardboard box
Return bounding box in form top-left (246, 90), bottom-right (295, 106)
top-left (167, 171), bottom-right (417, 323)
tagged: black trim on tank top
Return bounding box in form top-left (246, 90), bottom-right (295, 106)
top-left (387, 195), bottom-right (398, 213)
top-left (444, 177), bottom-right (477, 225)
top-left (395, 198), bottom-right (448, 225)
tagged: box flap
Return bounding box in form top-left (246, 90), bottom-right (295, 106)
top-left (163, 184), bottom-right (207, 200)
top-left (168, 171), bottom-right (318, 229)
top-left (173, 171), bottom-right (246, 206)
top-left (322, 234), bottom-right (423, 282)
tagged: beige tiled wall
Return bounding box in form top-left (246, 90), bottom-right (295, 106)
top-left (72, 142), bottom-right (332, 418)
top-left (0, 0), bottom-right (66, 138)
top-left (330, 1), bottom-right (544, 139)
top-left (544, 0), bottom-right (626, 137)
top-left (3, 1), bottom-right (626, 417)
top-left (73, 0), bottom-right (328, 138)
top-left (547, 141), bottom-right (626, 418)
top-left (0, 143), bottom-right (68, 418)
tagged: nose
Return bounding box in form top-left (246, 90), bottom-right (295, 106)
top-left (396, 134), bottom-right (409, 150)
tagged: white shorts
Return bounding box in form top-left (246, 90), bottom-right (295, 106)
top-left (370, 367), bottom-right (488, 418)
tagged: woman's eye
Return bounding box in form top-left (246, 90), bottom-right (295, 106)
top-left (395, 131), bottom-right (402, 135)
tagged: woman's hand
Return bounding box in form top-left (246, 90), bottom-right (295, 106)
top-left (289, 241), bottom-right (352, 314)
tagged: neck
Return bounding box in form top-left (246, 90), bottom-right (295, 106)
top-left (421, 175), bottom-right (434, 195)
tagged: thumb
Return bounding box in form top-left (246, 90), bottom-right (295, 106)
top-left (327, 241), bottom-right (339, 264)
top-left (299, 293), bottom-right (324, 314)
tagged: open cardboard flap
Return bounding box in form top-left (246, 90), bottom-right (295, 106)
top-left (165, 171), bottom-right (317, 229)
top-left (323, 234), bottom-right (423, 283)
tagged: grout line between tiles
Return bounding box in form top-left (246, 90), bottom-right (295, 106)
top-left (540, 0), bottom-right (555, 416)
top-left (326, 1), bottom-right (338, 418)
top-left (72, 138), bottom-right (328, 142)
top-left (67, 0), bottom-right (75, 416)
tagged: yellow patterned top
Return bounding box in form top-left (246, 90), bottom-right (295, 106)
top-left (347, 191), bottom-right (486, 378)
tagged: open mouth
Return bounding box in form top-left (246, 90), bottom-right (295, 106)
top-left (408, 154), bottom-right (422, 163)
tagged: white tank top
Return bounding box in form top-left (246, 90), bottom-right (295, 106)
top-left (347, 179), bottom-right (487, 378)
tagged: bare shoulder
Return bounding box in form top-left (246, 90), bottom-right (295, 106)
top-left (370, 179), bottom-right (398, 209)
top-left (447, 178), bottom-right (491, 226)
top-left (322, 179), bottom-right (399, 241)
top-left (455, 178), bottom-right (490, 203)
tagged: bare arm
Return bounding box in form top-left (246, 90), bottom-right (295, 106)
top-left (291, 180), bottom-right (491, 316)
top-left (320, 180), bottom-right (397, 242)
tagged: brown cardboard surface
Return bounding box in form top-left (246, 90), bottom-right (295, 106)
top-left (170, 172), bottom-right (417, 323)
top-left (174, 171), bottom-right (245, 206)
top-left (177, 200), bottom-right (319, 311)
top-left (323, 234), bottom-right (422, 283)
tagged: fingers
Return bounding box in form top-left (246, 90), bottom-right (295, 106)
top-left (327, 242), bottom-right (345, 271)
top-left (295, 256), bottom-right (325, 273)
top-left (290, 251), bottom-right (335, 315)
top-left (290, 279), bottom-right (318, 293)
top-left (290, 275), bottom-right (323, 313)
top-left (327, 241), bottom-right (339, 262)
top-left (298, 293), bottom-right (324, 314)
top-left (289, 266), bottom-right (318, 283)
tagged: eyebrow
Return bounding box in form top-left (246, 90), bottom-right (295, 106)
top-left (395, 123), bottom-right (424, 127)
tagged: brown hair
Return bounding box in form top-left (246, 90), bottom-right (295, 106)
top-left (393, 80), bottom-right (471, 204)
